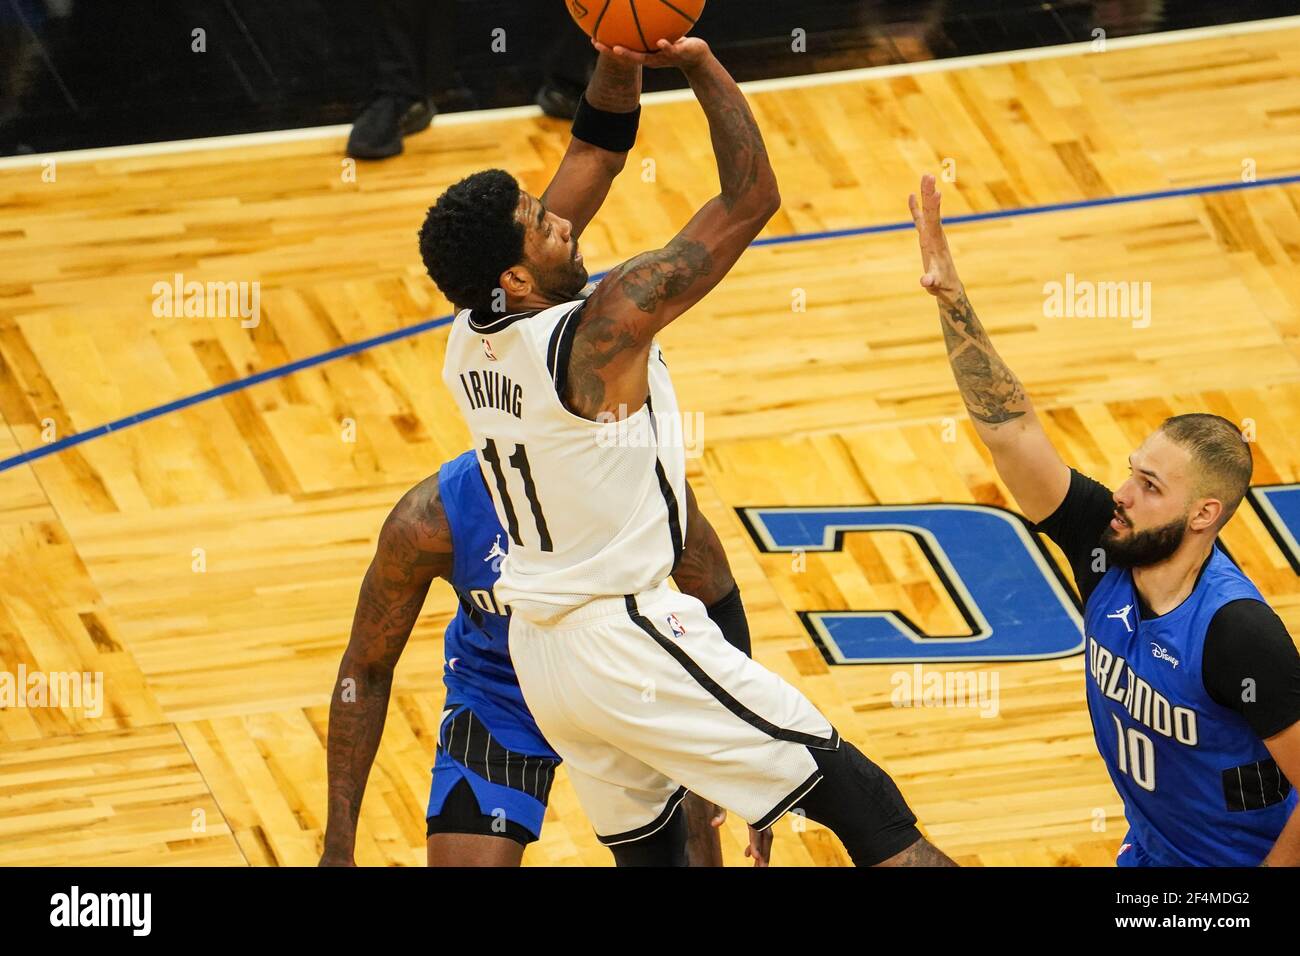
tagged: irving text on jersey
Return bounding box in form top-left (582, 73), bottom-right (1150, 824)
top-left (459, 369), bottom-right (523, 419)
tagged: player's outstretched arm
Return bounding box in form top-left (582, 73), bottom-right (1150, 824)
top-left (563, 39), bottom-right (779, 417)
top-left (321, 478), bottom-right (452, 866)
top-left (909, 174), bottom-right (1070, 524)
top-left (541, 50), bottom-right (643, 240)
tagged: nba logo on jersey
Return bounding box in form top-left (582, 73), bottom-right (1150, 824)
top-left (666, 613), bottom-right (686, 638)
top-left (482, 338), bottom-right (497, 361)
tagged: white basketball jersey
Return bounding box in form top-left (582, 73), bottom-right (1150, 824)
top-left (442, 299), bottom-right (688, 620)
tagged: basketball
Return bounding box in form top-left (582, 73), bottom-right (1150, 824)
top-left (566, 0), bottom-right (706, 54)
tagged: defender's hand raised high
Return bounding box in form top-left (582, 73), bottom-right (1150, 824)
top-left (908, 174), bottom-right (964, 306)
top-left (909, 173), bottom-right (1070, 524)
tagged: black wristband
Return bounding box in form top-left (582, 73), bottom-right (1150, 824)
top-left (705, 585), bottom-right (752, 658)
top-left (572, 95), bottom-right (641, 153)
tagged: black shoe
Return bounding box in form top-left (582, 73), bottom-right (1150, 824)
top-left (535, 81), bottom-right (584, 121)
top-left (347, 96), bottom-right (436, 160)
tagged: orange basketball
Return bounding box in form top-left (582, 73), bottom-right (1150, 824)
top-left (565, 0), bottom-right (706, 55)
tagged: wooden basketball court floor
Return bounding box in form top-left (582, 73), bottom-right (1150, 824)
top-left (3, 19), bottom-right (1300, 866)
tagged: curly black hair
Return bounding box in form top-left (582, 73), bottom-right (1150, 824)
top-left (419, 169), bottom-right (525, 312)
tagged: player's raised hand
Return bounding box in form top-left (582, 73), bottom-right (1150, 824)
top-left (593, 36), bottom-right (710, 71)
top-left (908, 174), bottom-right (963, 305)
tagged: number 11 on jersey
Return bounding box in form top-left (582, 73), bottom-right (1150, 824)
top-left (482, 438), bottom-right (553, 552)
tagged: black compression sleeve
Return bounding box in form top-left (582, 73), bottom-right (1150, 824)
top-left (1202, 599), bottom-right (1300, 739)
top-left (608, 803), bottom-right (688, 867)
top-left (706, 585), bottom-right (752, 658)
top-left (571, 96), bottom-right (641, 152)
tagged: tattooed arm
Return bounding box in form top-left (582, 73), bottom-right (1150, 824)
top-left (541, 51), bottom-right (643, 239)
top-left (909, 174), bottom-right (1069, 523)
top-left (563, 38), bottom-right (781, 419)
top-left (320, 476), bottom-right (452, 865)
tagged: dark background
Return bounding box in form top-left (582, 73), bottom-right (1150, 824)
top-left (3, 0), bottom-right (1298, 156)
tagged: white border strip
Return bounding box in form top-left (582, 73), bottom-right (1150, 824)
top-left (4, 13), bottom-right (1299, 170)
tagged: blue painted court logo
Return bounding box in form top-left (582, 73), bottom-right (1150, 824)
top-left (738, 503), bottom-right (1085, 665)
top-left (1248, 484), bottom-right (1300, 574)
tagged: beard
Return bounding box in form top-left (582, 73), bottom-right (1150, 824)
top-left (533, 247), bottom-right (588, 302)
top-left (1101, 513), bottom-right (1187, 568)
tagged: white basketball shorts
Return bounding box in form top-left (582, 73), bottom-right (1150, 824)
top-left (507, 581), bottom-right (840, 845)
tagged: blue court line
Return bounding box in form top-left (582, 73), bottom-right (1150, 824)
top-left (3, 171), bottom-right (1298, 474)
top-left (752, 173), bottom-right (1300, 246)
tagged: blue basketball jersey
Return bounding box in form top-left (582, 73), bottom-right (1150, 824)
top-left (1085, 546), bottom-right (1296, 865)
top-left (438, 451), bottom-right (557, 759)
